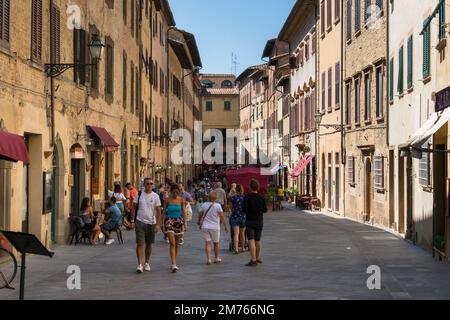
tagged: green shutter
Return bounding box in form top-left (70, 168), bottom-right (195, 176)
top-left (389, 58), bottom-right (394, 101)
top-left (439, 0), bottom-right (446, 40)
top-left (407, 36), bottom-right (413, 89)
top-left (423, 19), bottom-right (430, 78)
top-left (397, 46), bottom-right (404, 93)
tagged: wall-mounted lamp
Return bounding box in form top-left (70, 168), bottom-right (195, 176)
top-left (132, 132), bottom-right (147, 141)
top-left (75, 133), bottom-right (94, 146)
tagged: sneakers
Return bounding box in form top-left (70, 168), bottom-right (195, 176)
top-left (171, 265), bottom-right (179, 273)
top-left (245, 261), bottom-right (258, 267)
top-left (136, 264), bottom-right (144, 274)
top-left (144, 263), bottom-right (151, 272)
top-left (105, 238), bottom-right (115, 245)
top-left (179, 239), bottom-right (185, 245)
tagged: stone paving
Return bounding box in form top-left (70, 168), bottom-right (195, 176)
top-left (1, 204), bottom-right (450, 300)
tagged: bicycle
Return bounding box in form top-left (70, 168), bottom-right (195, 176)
top-left (0, 247), bottom-right (17, 290)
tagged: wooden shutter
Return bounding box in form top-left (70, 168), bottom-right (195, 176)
top-left (335, 62), bottom-right (340, 107)
top-left (136, 67), bottom-right (139, 115)
top-left (346, 0), bottom-right (352, 41)
top-left (327, 0), bottom-right (332, 29)
top-left (423, 19), bottom-right (430, 78)
top-left (123, 52), bottom-right (127, 108)
top-left (310, 89), bottom-right (316, 130)
top-left (335, 0), bottom-right (341, 20)
top-left (389, 58), bottom-right (394, 101)
top-left (0, 0), bottom-right (10, 46)
top-left (328, 67), bottom-right (332, 111)
top-left (355, 0), bottom-right (361, 33)
top-left (439, 1), bottom-right (446, 40)
top-left (131, 62), bottom-right (134, 113)
top-left (322, 72), bottom-right (326, 111)
top-left (407, 36), bottom-right (413, 89)
top-left (397, 46), bottom-right (404, 93)
top-left (374, 156), bottom-right (384, 190)
top-left (31, 0), bottom-right (42, 62)
top-left (347, 156), bottom-right (354, 184)
top-left (51, 4), bottom-right (61, 64)
top-left (365, 0), bottom-right (371, 23)
top-left (321, 1), bottom-right (326, 35)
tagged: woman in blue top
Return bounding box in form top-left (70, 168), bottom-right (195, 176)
top-left (230, 184), bottom-right (246, 254)
top-left (163, 184), bottom-right (187, 272)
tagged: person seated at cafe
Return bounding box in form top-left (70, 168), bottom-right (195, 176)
top-left (80, 197), bottom-right (101, 245)
top-left (108, 184), bottom-right (128, 215)
top-left (101, 197), bottom-right (122, 245)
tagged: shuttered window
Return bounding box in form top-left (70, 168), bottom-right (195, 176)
top-left (364, 72), bottom-right (371, 121)
top-left (407, 35), bottom-right (413, 89)
top-left (346, 0), bottom-right (352, 41)
top-left (347, 156), bottom-right (355, 184)
top-left (123, 0), bottom-right (127, 23)
top-left (365, 0), bottom-right (371, 24)
top-left (90, 27), bottom-right (99, 90)
top-left (322, 72), bottom-right (326, 112)
top-left (136, 67), bottom-right (139, 115)
top-left (51, 3), bottom-right (61, 64)
top-left (419, 145), bottom-right (431, 186)
top-left (105, 39), bottom-right (114, 96)
top-left (31, 0), bottom-right (43, 62)
top-left (321, 1), bottom-right (326, 35)
top-left (328, 67), bottom-right (332, 112)
top-left (376, 66), bottom-right (383, 118)
top-left (439, 1), bottom-right (446, 40)
top-left (376, 0), bottom-right (383, 12)
top-left (355, 77), bottom-right (360, 124)
top-left (335, 0), bottom-right (341, 21)
top-left (397, 45), bottom-right (404, 93)
top-left (327, 0), bottom-right (332, 29)
top-left (131, 0), bottom-right (135, 35)
top-left (389, 58), bottom-right (394, 101)
top-left (422, 19), bottom-right (431, 78)
top-left (310, 88), bottom-right (316, 130)
top-left (73, 29), bottom-right (89, 85)
top-left (345, 83), bottom-right (351, 125)
top-left (355, 0), bottom-right (361, 33)
top-left (0, 0), bottom-right (10, 48)
top-left (374, 155), bottom-right (384, 190)
top-left (335, 62), bottom-right (340, 108)
top-left (131, 62), bottom-right (134, 113)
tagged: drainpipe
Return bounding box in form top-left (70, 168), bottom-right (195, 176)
top-left (340, 0), bottom-right (345, 217)
top-left (149, 1), bottom-right (154, 180)
top-left (49, 0), bottom-right (55, 148)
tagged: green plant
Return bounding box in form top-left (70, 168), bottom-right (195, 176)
top-left (434, 234), bottom-right (445, 251)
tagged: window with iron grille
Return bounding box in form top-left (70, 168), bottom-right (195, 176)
top-left (419, 144), bottom-right (431, 186)
top-left (374, 155), bottom-right (384, 190)
top-left (347, 156), bottom-right (355, 184)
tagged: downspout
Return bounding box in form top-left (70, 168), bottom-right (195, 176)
top-left (340, 0), bottom-right (345, 217)
top-left (50, 0), bottom-right (55, 148)
top-left (149, 1), bottom-right (154, 179)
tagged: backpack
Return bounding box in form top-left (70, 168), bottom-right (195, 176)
top-left (135, 191), bottom-right (143, 212)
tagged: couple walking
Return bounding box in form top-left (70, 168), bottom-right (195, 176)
top-left (130, 178), bottom-right (187, 273)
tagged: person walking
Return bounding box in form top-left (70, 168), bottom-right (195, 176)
top-left (229, 185), bottom-right (246, 254)
top-left (130, 178), bottom-right (161, 273)
top-left (163, 184), bottom-right (187, 273)
top-left (228, 183), bottom-right (237, 198)
top-left (197, 191), bottom-right (229, 265)
top-left (214, 182), bottom-right (227, 211)
top-left (242, 179), bottom-right (267, 267)
top-left (179, 183), bottom-right (194, 246)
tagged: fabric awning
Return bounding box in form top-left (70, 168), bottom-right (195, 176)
top-left (88, 126), bottom-right (119, 153)
top-left (0, 131), bottom-right (29, 163)
top-left (407, 108), bottom-right (450, 148)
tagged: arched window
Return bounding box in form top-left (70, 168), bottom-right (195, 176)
top-left (202, 79), bottom-right (213, 88)
top-left (221, 80), bottom-right (233, 88)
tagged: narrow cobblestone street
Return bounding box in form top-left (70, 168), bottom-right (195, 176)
top-left (2, 205), bottom-right (450, 300)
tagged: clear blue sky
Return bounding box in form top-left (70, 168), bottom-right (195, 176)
top-left (169, 0), bottom-right (296, 76)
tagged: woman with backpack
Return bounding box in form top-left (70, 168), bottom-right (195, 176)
top-left (197, 191), bottom-right (229, 265)
top-left (80, 198), bottom-right (101, 245)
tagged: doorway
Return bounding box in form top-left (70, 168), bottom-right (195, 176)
top-left (335, 162), bottom-right (340, 212)
top-left (364, 158), bottom-right (372, 222)
top-left (70, 159), bottom-right (85, 216)
top-left (434, 144), bottom-right (447, 250)
top-left (121, 129), bottom-right (128, 187)
top-left (0, 160), bottom-right (12, 231)
top-left (398, 155), bottom-right (405, 233)
top-left (51, 139), bottom-right (65, 243)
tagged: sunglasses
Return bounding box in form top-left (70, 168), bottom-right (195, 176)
top-left (146, 182), bottom-right (154, 186)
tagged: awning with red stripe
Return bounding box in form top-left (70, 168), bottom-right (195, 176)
top-left (88, 126), bottom-right (119, 153)
top-left (0, 131), bottom-right (29, 163)
top-left (289, 155), bottom-right (314, 178)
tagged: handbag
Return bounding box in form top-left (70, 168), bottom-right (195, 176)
top-left (198, 203), bottom-right (214, 230)
top-left (185, 203), bottom-right (193, 222)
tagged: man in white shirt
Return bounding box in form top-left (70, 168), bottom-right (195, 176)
top-left (131, 178), bottom-right (161, 273)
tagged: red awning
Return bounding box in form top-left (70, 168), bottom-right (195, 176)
top-left (88, 126), bottom-right (119, 152)
top-left (289, 155), bottom-right (314, 178)
top-left (0, 131), bottom-right (29, 163)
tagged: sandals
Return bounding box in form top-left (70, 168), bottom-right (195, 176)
top-left (214, 257), bottom-right (222, 264)
top-left (206, 260), bottom-right (212, 265)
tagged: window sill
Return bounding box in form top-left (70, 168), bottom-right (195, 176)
top-left (321, 33), bottom-right (326, 39)
top-left (28, 60), bottom-right (45, 73)
top-left (389, 99), bottom-right (394, 105)
top-left (364, 119), bottom-right (372, 125)
top-left (376, 188), bottom-right (386, 194)
top-left (355, 122), bottom-right (361, 127)
top-left (398, 92), bottom-right (404, 99)
top-left (346, 39), bottom-right (352, 45)
top-left (407, 86), bottom-right (414, 93)
top-left (334, 18), bottom-right (340, 25)
top-left (422, 75), bottom-right (432, 84)
top-left (0, 45), bottom-right (14, 58)
top-left (422, 185), bottom-right (433, 193)
top-left (349, 183), bottom-right (356, 188)
top-left (327, 26), bottom-right (332, 33)
top-left (355, 30), bottom-right (362, 38)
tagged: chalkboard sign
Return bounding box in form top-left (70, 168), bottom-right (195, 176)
top-left (43, 171), bottom-right (53, 214)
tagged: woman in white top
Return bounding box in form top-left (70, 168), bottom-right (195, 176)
top-left (197, 191), bottom-right (229, 265)
top-left (108, 184), bottom-right (128, 214)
